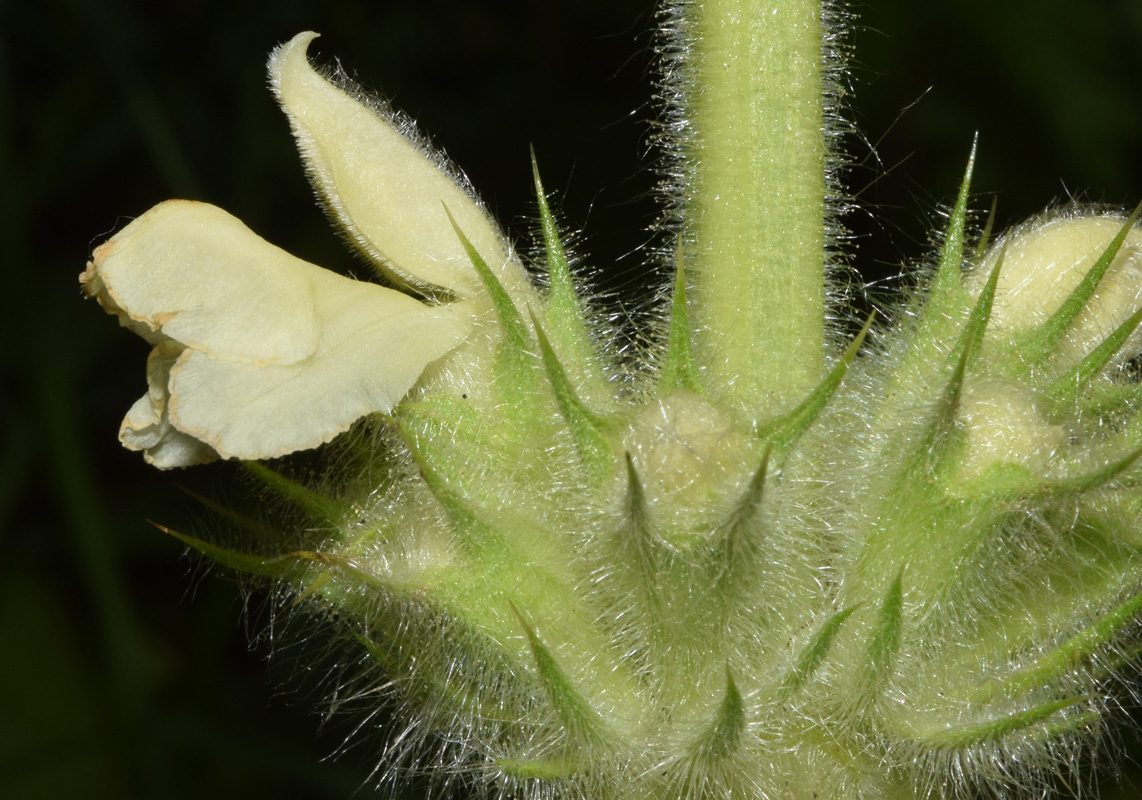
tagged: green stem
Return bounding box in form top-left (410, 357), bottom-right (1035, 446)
top-left (683, 0), bottom-right (826, 414)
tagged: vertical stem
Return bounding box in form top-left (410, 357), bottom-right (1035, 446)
top-left (682, 0), bottom-right (826, 415)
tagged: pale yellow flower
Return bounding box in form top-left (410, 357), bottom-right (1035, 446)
top-left (82, 32), bottom-right (533, 468)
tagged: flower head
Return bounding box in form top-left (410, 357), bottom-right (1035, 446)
top-left (84, 15), bottom-right (1142, 800)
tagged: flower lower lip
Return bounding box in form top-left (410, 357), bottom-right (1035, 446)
top-left (84, 199), bottom-right (471, 466)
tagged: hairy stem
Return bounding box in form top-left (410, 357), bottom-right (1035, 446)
top-left (682, 0), bottom-right (826, 414)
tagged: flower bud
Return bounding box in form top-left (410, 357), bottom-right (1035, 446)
top-left (972, 214), bottom-right (1142, 368)
top-left (955, 378), bottom-right (1067, 485)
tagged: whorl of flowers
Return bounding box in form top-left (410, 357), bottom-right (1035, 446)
top-left (84, 7), bottom-right (1142, 800)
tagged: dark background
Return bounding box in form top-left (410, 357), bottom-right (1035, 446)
top-left (3, 0), bottom-right (1141, 797)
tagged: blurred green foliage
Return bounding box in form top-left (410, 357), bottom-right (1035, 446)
top-left (2, 0), bottom-right (1139, 797)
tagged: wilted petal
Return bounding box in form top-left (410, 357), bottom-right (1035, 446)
top-left (269, 32), bottom-right (529, 302)
top-left (84, 199), bottom-right (471, 466)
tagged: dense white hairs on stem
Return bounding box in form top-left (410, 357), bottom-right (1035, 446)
top-left (651, 0), bottom-right (855, 328)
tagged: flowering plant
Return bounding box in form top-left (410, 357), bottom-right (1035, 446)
top-left (84, 3), bottom-right (1142, 799)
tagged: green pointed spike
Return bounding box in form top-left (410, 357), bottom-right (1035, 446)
top-left (971, 443), bottom-right (1142, 507)
top-left (155, 522), bottom-right (309, 581)
top-left (173, 535), bottom-right (404, 619)
top-left (532, 147), bottom-right (578, 319)
top-left (624, 451), bottom-right (650, 528)
top-left (914, 695), bottom-right (1091, 750)
top-left (176, 484), bottom-right (274, 538)
top-left (926, 137), bottom-right (977, 323)
top-left (863, 569), bottom-right (905, 700)
top-left (917, 325), bottom-right (975, 480)
top-left (971, 194), bottom-right (998, 265)
top-left (242, 461), bottom-right (347, 525)
top-left (1043, 444), bottom-right (1142, 497)
top-left (659, 246), bottom-right (703, 394)
top-left (1047, 303), bottom-right (1142, 407)
top-left (686, 666), bottom-right (746, 763)
top-left (620, 451), bottom-right (668, 572)
top-left (286, 548), bottom-right (397, 594)
top-left (901, 249), bottom-right (999, 481)
top-left (1003, 588), bottom-right (1142, 698)
top-left (236, 544), bottom-right (422, 618)
top-left (1070, 380), bottom-right (1142, 422)
top-left (414, 458), bottom-right (498, 547)
top-left (910, 239), bottom-right (1001, 477)
top-left (759, 312), bottom-right (874, 452)
top-left (392, 415), bottom-right (505, 557)
top-left (444, 203), bottom-right (531, 353)
top-left (885, 143), bottom-right (978, 402)
top-left (1022, 203), bottom-right (1142, 367)
top-left (511, 602), bottom-right (615, 748)
top-left (936, 136), bottom-right (978, 277)
top-left (530, 310), bottom-right (613, 482)
top-left (608, 452), bottom-right (670, 601)
top-left (778, 605), bottom-right (859, 698)
top-left (706, 447), bottom-right (770, 589)
top-left (531, 149), bottom-right (607, 394)
top-left (956, 238), bottom-right (1005, 371)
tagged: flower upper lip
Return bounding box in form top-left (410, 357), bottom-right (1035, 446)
top-left (81, 31), bottom-right (537, 468)
top-left (268, 31), bottom-right (532, 305)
